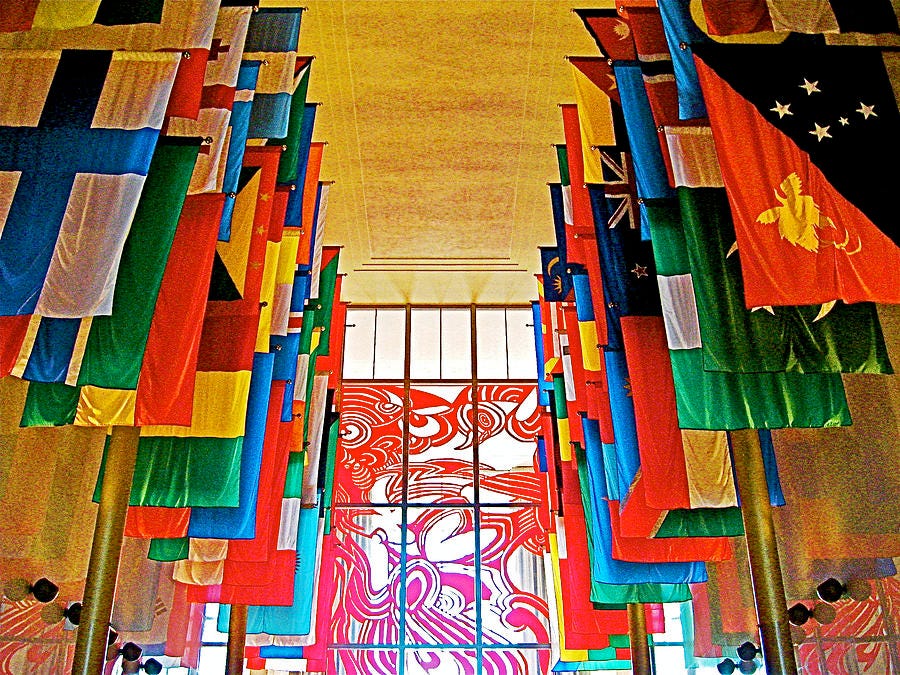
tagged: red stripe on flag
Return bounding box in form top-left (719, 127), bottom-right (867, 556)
top-left (136, 194), bottom-right (224, 426)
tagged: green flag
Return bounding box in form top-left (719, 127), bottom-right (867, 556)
top-left (644, 197), bottom-right (851, 430)
top-left (678, 187), bottom-right (892, 375)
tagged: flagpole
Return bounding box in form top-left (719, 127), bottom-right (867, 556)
top-left (627, 602), bottom-right (652, 675)
top-left (226, 603), bottom-right (248, 675)
top-left (730, 428), bottom-right (798, 674)
top-left (72, 425), bottom-right (140, 675)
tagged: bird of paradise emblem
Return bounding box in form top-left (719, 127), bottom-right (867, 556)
top-left (756, 172), bottom-right (861, 255)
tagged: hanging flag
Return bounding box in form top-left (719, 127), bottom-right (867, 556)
top-left (718, 0), bottom-right (900, 35)
top-left (0, 0), bottom-right (165, 32)
top-left (678, 186), bottom-right (893, 374)
top-left (574, 7), bottom-right (638, 61)
top-left (243, 7), bottom-right (303, 139)
top-left (0, 0), bottom-right (218, 50)
top-left (612, 62), bottom-right (676, 204)
top-left (656, 0), bottom-right (709, 120)
top-left (644, 196), bottom-right (852, 430)
top-left (266, 56), bottom-right (312, 184)
top-left (569, 62), bottom-right (616, 184)
top-left (218, 59), bottom-right (262, 239)
top-left (0, 49), bottom-right (180, 318)
top-left (693, 41), bottom-right (900, 305)
top-left (165, 5), bottom-right (254, 195)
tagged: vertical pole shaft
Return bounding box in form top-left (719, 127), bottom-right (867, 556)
top-left (730, 428), bottom-right (798, 674)
top-left (226, 604), bottom-right (248, 675)
top-left (627, 602), bottom-right (652, 675)
top-left (72, 425), bottom-right (140, 675)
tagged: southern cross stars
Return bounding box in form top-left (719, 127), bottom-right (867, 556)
top-left (771, 101), bottom-right (792, 118)
top-left (810, 123), bottom-right (832, 142)
top-left (800, 78), bottom-right (820, 95)
top-left (630, 263), bottom-right (648, 278)
top-left (857, 102), bottom-right (877, 119)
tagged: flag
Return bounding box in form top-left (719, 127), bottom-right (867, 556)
top-left (765, 1), bottom-right (898, 35)
top-left (574, 8), bottom-right (637, 61)
top-left (656, 0), bottom-right (709, 120)
top-left (569, 62), bottom-right (616, 184)
top-left (697, 0), bottom-right (774, 36)
top-left (643, 196), bottom-right (852, 430)
top-left (243, 7), bottom-right (302, 139)
top-left (0, 49), bottom-right (180, 318)
top-left (11, 139), bottom-right (200, 398)
top-left (0, 0), bottom-right (165, 32)
top-left (678, 186), bottom-right (892, 374)
top-left (218, 59), bottom-right (262, 239)
top-left (266, 56), bottom-right (312, 184)
top-left (165, 5), bottom-right (254, 195)
top-left (612, 62), bottom-right (676, 204)
top-left (693, 41), bottom-right (900, 305)
top-left (0, 0), bottom-right (218, 51)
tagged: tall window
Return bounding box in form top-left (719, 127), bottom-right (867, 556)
top-left (330, 306), bottom-right (551, 674)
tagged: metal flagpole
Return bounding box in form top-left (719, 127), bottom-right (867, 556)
top-left (627, 602), bottom-right (652, 674)
top-left (730, 428), bottom-right (798, 674)
top-left (226, 604), bottom-right (249, 675)
top-left (72, 425), bottom-right (140, 675)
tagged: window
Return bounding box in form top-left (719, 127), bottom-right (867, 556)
top-left (331, 305), bottom-right (549, 674)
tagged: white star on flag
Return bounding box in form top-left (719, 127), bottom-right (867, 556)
top-left (857, 103), bottom-right (877, 119)
top-left (770, 101), bottom-right (792, 118)
top-left (800, 78), bottom-right (820, 95)
top-left (810, 123), bottom-right (832, 142)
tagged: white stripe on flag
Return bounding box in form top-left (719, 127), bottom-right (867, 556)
top-left (663, 126), bottom-right (724, 188)
top-left (657, 274), bottom-right (702, 350)
top-left (294, 354), bottom-right (310, 401)
top-left (93, 52), bottom-right (181, 131)
top-left (205, 7), bottom-right (253, 87)
top-left (64, 316), bottom-right (93, 386)
top-left (309, 184), bottom-right (329, 297)
top-left (277, 497), bottom-right (301, 551)
top-left (271, 284), bottom-right (292, 336)
top-left (36, 172), bottom-right (146, 318)
top-left (167, 107), bottom-right (232, 194)
top-left (302, 374), bottom-right (330, 506)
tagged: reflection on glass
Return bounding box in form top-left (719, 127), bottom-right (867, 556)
top-left (374, 308), bottom-right (406, 379)
top-left (329, 508), bottom-right (404, 645)
top-left (406, 649), bottom-right (477, 675)
top-left (410, 308), bottom-right (441, 379)
top-left (332, 649), bottom-right (399, 675)
top-left (343, 308), bottom-right (376, 379)
top-left (506, 308), bottom-right (537, 379)
top-left (480, 508), bottom-right (551, 646)
top-left (477, 308), bottom-right (507, 379)
top-left (404, 507), bottom-right (477, 645)
top-left (441, 308), bottom-right (471, 379)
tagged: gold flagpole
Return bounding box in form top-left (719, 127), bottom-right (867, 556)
top-left (730, 428), bottom-right (798, 674)
top-left (72, 425), bottom-right (140, 675)
top-left (226, 604), bottom-right (249, 675)
top-left (627, 602), bottom-right (652, 674)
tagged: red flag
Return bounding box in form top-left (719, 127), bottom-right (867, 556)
top-left (694, 43), bottom-right (900, 305)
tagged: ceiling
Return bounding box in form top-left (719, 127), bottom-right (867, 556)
top-left (267, 0), bottom-right (609, 304)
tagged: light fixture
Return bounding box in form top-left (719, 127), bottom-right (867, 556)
top-left (3, 577), bottom-right (59, 603)
top-left (788, 602), bottom-right (811, 626)
top-left (816, 577), bottom-right (845, 603)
